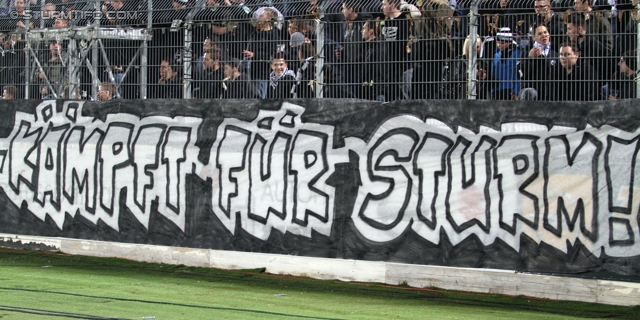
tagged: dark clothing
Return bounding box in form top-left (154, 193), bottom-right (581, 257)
top-left (193, 67), bottom-right (224, 99)
top-left (576, 36), bottom-right (614, 83)
top-left (519, 44), bottom-right (560, 100)
top-left (359, 38), bottom-right (388, 101)
top-left (444, 54), bottom-right (490, 100)
top-left (611, 71), bottom-right (638, 100)
top-left (222, 73), bottom-right (258, 99)
top-left (381, 14), bottom-right (411, 100)
top-left (294, 58), bottom-right (316, 99)
top-left (151, 75), bottom-right (183, 99)
top-left (583, 12), bottom-right (613, 55)
top-left (266, 73), bottom-right (295, 99)
top-left (246, 27), bottom-right (282, 80)
top-left (550, 61), bottom-right (600, 101)
top-left (527, 13), bottom-right (565, 53)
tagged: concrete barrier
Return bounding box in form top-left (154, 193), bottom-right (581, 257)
top-left (1, 233), bottom-right (638, 306)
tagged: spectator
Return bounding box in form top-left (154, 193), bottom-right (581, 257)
top-left (520, 24), bottom-right (559, 100)
top-left (335, 0), bottom-right (373, 99)
top-left (222, 59), bottom-right (258, 99)
top-left (610, 50), bottom-right (638, 100)
top-left (101, 0), bottom-right (145, 27)
top-left (193, 48), bottom-right (224, 99)
top-left (194, 36), bottom-right (213, 80)
top-left (243, 8), bottom-right (283, 99)
top-left (490, 27), bottom-right (521, 100)
top-left (529, 0), bottom-right (565, 52)
top-left (359, 19), bottom-right (388, 101)
top-left (266, 52), bottom-right (295, 99)
top-left (550, 41), bottom-right (599, 101)
top-left (2, 85), bottom-right (17, 99)
top-left (153, 57), bottom-right (183, 99)
top-left (412, 0), bottom-right (455, 100)
top-left (294, 42), bottom-right (316, 99)
top-left (286, 31), bottom-right (305, 73)
top-left (443, 35), bottom-right (488, 99)
top-left (53, 17), bottom-right (69, 28)
top-left (36, 41), bottom-right (68, 97)
top-left (40, 85), bottom-right (55, 99)
top-left (98, 82), bottom-right (116, 101)
top-left (566, 13), bottom-right (613, 93)
top-left (573, 0), bottom-right (614, 55)
top-left (381, 0), bottom-right (413, 101)
top-left (42, 2), bottom-right (57, 28)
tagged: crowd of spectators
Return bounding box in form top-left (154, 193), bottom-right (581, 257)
top-left (0, 0), bottom-right (638, 101)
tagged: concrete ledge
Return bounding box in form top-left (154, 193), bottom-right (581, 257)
top-left (1, 234), bottom-right (638, 306)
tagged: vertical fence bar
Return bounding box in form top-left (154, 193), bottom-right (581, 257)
top-left (315, 4), bottom-right (326, 99)
top-left (183, 20), bottom-right (192, 100)
top-left (467, 0), bottom-right (481, 100)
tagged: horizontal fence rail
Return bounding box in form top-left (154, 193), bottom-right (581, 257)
top-left (0, 0), bottom-right (637, 101)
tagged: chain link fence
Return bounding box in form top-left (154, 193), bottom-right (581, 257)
top-left (0, 0), bottom-right (637, 101)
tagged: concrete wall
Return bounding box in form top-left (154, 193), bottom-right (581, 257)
top-left (1, 233), bottom-right (638, 307)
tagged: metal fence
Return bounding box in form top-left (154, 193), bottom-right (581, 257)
top-left (0, 0), bottom-right (637, 101)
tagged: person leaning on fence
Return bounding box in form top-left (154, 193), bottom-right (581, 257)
top-left (359, 19), bottom-right (388, 101)
top-left (609, 50), bottom-right (639, 100)
top-left (294, 42), bottom-right (316, 99)
top-left (550, 41), bottom-right (599, 101)
top-left (2, 85), bottom-right (17, 100)
top-left (490, 27), bottom-right (521, 100)
top-left (98, 82), bottom-right (116, 101)
top-left (222, 59), bottom-right (258, 99)
top-left (519, 23), bottom-right (559, 100)
top-left (266, 52), bottom-right (296, 99)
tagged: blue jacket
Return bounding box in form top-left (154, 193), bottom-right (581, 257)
top-left (492, 46), bottom-right (521, 96)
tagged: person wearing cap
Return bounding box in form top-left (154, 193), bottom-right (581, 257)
top-left (490, 27), bottom-right (521, 100)
top-left (286, 32), bottom-right (306, 73)
top-left (609, 51), bottom-right (638, 99)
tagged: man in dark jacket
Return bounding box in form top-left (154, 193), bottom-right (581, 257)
top-left (335, 0), bottom-right (372, 98)
top-left (550, 42), bottom-right (599, 101)
top-left (222, 59), bottom-right (258, 99)
top-left (359, 19), bottom-right (388, 101)
top-left (609, 50), bottom-right (638, 100)
top-left (242, 8), bottom-right (283, 98)
top-left (381, 0), bottom-right (411, 101)
top-left (193, 48), bottom-right (225, 99)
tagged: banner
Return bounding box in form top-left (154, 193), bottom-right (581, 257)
top-left (0, 99), bottom-right (639, 276)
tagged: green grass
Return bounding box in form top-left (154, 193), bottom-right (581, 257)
top-left (0, 249), bottom-right (637, 319)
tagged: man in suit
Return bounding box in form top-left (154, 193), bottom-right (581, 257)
top-left (519, 23), bottom-right (559, 100)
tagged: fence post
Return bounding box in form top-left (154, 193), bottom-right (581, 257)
top-left (141, 0), bottom-right (153, 99)
top-left (183, 20), bottom-right (193, 100)
top-left (315, 3), bottom-right (327, 99)
top-left (467, 0), bottom-right (481, 100)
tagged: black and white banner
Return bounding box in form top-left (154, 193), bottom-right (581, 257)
top-left (0, 99), bottom-right (638, 276)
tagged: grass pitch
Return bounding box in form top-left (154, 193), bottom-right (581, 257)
top-left (0, 249), bottom-right (637, 319)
